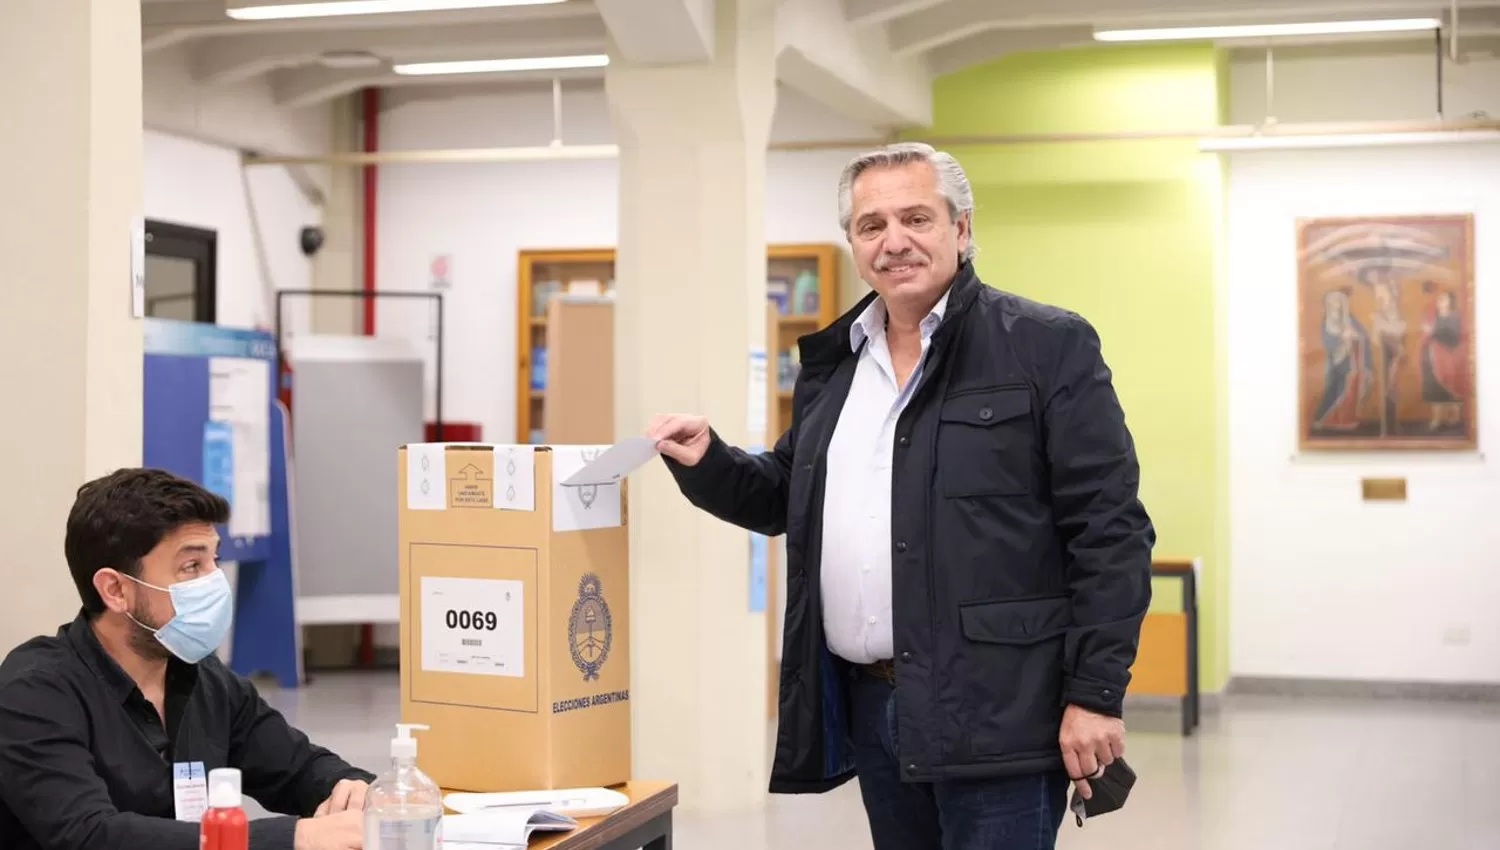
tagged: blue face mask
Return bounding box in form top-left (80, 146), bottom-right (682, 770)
top-left (124, 570), bottom-right (234, 663)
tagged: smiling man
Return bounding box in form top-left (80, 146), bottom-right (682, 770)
top-left (0, 468), bottom-right (373, 850)
top-left (648, 142), bottom-right (1155, 849)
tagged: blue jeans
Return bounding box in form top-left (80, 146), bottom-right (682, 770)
top-left (849, 669), bottom-right (1069, 850)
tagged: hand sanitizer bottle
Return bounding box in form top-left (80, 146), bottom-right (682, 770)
top-left (365, 723), bottom-right (443, 850)
top-left (200, 768), bottom-right (248, 850)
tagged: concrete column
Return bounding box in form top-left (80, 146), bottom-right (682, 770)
top-left (0, 0), bottom-right (144, 651)
top-left (309, 93), bottom-right (365, 337)
top-left (607, 0), bottom-right (778, 814)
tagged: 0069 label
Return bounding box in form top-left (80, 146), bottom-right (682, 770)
top-left (420, 577), bottom-right (524, 678)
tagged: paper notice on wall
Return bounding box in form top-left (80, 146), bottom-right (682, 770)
top-left (208, 357), bottom-right (270, 539)
top-left (407, 444), bottom-right (447, 510)
top-left (421, 577), bottom-right (525, 678)
top-left (202, 422), bottom-right (235, 509)
top-left (492, 446), bottom-right (536, 512)
top-left (749, 533), bottom-right (768, 614)
top-left (748, 347), bottom-right (768, 437)
top-left (550, 446), bottom-right (622, 533)
top-left (130, 217), bottom-right (146, 319)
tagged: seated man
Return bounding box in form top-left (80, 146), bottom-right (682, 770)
top-left (0, 468), bottom-right (373, 850)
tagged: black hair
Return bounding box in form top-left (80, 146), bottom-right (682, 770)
top-left (65, 468), bottom-right (230, 618)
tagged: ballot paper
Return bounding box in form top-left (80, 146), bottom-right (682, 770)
top-left (444, 787), bottom-right (629, 819)
top-left (559, 436), bottom-right (660, 487)
top-left (441, 808), bottom-right (577, 849)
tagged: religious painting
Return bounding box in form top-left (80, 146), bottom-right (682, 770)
top-left (1297, 214), bottom-right (1476, 451)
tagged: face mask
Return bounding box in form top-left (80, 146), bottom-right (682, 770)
top-left (123, 570), bottom-right (234, 663)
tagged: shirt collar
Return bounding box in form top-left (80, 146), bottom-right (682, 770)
top-left (849, 285), bottom-right (953, 351)
top-left (64, 609), bottom-right (199, 704)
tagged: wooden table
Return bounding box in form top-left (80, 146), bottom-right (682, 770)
top-left (451, 781), bottom-right (678, 850)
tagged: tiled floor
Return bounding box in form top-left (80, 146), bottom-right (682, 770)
top-left (258, 671), bottom-right (1500, 849)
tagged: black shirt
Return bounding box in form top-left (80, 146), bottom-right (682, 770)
top-left (0, 612), bottom-right (375, 850)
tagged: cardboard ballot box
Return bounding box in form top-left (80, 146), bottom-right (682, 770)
top-left (397, 443), bottom-right (631, 792)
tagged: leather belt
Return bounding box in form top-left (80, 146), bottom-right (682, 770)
top-left (860, 659), bottom-right (897, 685)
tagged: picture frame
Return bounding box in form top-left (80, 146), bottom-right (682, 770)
top-left (1296, 213), bottom-right (1477, 451)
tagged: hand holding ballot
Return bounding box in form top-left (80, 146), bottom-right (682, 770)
top-left (646, 414), bottom-right (711, 467)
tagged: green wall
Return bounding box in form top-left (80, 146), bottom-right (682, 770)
top-left (915, 44), bottom-right (1231, 691)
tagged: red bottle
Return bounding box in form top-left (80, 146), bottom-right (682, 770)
top-left (201, 768), bottom-right (249, 850)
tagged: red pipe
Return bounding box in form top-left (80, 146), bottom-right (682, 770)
top-left (361, 87), bottom-right (379, 337)
top-left (360, 87), bottom-right (379, 666)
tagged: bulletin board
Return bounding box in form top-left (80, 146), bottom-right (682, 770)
top-left (142, 318), bottom-right (302, 687)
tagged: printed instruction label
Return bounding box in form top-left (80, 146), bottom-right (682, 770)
top-left (421, 577), bottom-right (525, 678)
top-left (449, 461), bottom-right (492, 508)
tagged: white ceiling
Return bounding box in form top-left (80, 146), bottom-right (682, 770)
top-left (141, 0), bottom-right (1500, 126)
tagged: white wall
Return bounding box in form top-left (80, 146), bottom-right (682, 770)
top-left (144, 130), bottom-right (322, 333)
top-left (1226, 49), bottom-right (1500, 683)
top-left (145, 44), bottom-right (333, 161)
top-left (1228, 46), bottom-right (1497, 125)
top-left (142, 46), bottom-right (330, 333)
top-left (375, 84), bottom-right (872, 441)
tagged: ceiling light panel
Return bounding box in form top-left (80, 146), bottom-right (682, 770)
top-left (226, 0), bottom-right (567, 21)
top-left (392, 54), bottom-right (609, 75)
top-left (1094, 18), bottom-right (1441, 42)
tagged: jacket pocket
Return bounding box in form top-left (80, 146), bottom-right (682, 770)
top-left (954, 595), bottom-right (1072, 758)
top-left (937, 386), bottom-right (1034, 498)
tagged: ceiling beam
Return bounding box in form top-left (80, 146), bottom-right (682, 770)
top-left (271, 63), bottom-right (606, 108)
top-left (925, 25), bottom-right (1093, 76)
top-left (595, 0), bottom-right (715, 63)
top-left (191, 15), bottom-right (607, 84)
top-left (141, 0), bottom-right (231, 28)
top-left (143, 0), bottom-right (599, 45)
top-left (777, 0), bottom-right (931, 128)
top-left (841, 0), bottom-right (947, 27)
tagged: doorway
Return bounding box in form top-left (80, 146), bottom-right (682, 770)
top-left (143, 220), bottom-right (217, 323)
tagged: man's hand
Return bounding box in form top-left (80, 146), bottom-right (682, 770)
top-left (1059, 704), bottom-right (1125, 801)
top-left (314, 779), bottom-right (370, 817)
top-left (294, 808), bottom-right (364, 850)
top-left (647, 414), bottom-right (712, 467)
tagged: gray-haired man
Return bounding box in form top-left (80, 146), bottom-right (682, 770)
top-left (649, 143), bottom-right (1155, 849)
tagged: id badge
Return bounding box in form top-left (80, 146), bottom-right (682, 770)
top-left (173, 761), bottom-right (209, 822)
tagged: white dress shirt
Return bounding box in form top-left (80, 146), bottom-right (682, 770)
top-left (820, 288), bottom-right (950, 664)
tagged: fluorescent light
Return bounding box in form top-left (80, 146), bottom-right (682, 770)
top-left (392, 54), bottom-right (609, 75)
top-left (1095, 17), bottom-right (1441, 42)
top-left (226, 0), bottom-right (566, 21)
top-left (1200, 130), bottom-right (1500, 152)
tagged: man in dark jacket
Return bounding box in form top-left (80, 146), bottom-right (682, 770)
top-left (649, 142), bottom-right (1154, 850)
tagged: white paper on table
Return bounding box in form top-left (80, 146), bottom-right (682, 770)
top-left (550, 446), bottom-right (622, 533)
top-left (208, 357), bottom-right (271, 538)
top-left (406, 444), bottom-right (447, 510)
top-left (420, 577), bottom-right (525, 677)
top-left (559, 437), bottom-right (658, 487)
top-left (441, 808), bottom-right (576, 849)
top-left (444, 787), bottom-right (629, 819)
top-left (491, 446), bottom-right (536, 511)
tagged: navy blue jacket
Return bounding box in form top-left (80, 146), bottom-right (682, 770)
top-left (666, 261), bottom-right (1154, 793)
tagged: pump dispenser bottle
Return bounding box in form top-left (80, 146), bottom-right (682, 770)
top-left (364, 723), bottom-right (443, 850)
